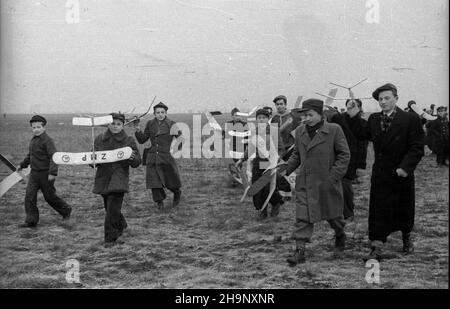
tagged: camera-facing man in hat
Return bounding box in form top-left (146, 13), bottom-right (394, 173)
top-left (347, 83), bottom-right (424, 260)
top-left (133, 102), bottom-right (183, 210)
top-left (284, 99), bottom-right (350, 265)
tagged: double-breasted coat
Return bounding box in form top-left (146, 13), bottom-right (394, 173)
top-left (135, 117), bottom-right (182, 189)
top-left (286, 122), bottom-right (350, 223)
top-left (93, 129), bottom-right (141, 195)
top-left (348, 107), bottom-right (424, 240)
top-left (427, 116), bottom-right (449, 156)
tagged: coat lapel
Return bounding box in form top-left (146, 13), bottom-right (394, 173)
top-left (306, 122), bottom-right (329, 152)
top-left (299, 126), bottom-right (311, 148)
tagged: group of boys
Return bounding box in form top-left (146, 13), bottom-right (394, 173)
top-left (14, 82), bottom-right (429, 262)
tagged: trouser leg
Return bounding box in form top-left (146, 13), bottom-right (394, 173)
top-left (24, 171), bottom-right (40, 225)
top-left (342, 178), bottom-right (355, 219)
top-left (151, 188), bottom-right (166, 202)
top-left (104, 193), bottom-right (125, 242)
top-left (40, 172), bottom-right (71, 217)
top-left (327, 216), bottom-right (346, 237)
top-left (291, 219), bottom-right (314, 243)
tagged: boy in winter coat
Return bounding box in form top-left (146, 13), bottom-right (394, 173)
top-left (93, 113), bottom-right (141, 246)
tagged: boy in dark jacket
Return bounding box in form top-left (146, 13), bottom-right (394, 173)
top-left (93, 113), bottom-right (141, 246)
top-left (17, 115), bottom-right (72, 228)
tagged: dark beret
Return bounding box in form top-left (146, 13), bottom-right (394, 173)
top-left (407, 100), bottom-right (416, 108)
top-left (153, 102), bottom-right (168, 111)
top-left (255, 108), bottom-right (270, 118)
top-left (110, 113), bottom-right (125, 123)
top-left (273, 95), bottom-right (287, 104)
top-left (231, 107), bottom-right (240, 115)
top-left (299, 98), bottom-right (324, 115)
top-left (372, 83), bottom-right (398, 100)
top-left (29, 115), bottom-right (47, 125)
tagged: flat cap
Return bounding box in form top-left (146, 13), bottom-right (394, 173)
top-left (29, 115), bottom-right (47, 125)
top-left (153, 102), bottom-right (168, 111)
top-left (110, 112), bottom-right (125, 123)
top-left (273, 95), bottom-right (287, 104)
top-left (372, 83), bottom-right (398, 100)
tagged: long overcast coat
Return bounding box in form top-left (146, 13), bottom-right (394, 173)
top-left (286, 122), bottom-right (350, 223)
top-left (348, 107), bottom-right (424, 240)
top-left (135, 117), bottom-right (182, 189)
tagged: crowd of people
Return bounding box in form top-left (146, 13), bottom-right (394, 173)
top-left (14, 82), bottom-right (448, 265)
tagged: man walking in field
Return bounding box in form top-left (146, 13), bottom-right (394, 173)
top-left (346, 83), bottom-right (424, 260)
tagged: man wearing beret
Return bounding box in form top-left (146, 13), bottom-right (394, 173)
top-left (17, 115), bottom-right (72, 227)
top-left (347, 83), bottom-right (424, 260)
top-left (427, 106), bottom-right (449, 166)
top-left (133, 102), bottom-right (183, 210)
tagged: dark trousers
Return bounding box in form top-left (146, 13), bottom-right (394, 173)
top-left (24, 170), bottom-right (71, 225)
top-left (102, 193), bottom-right (127, 242)
top-left (151, 187), bottom-right (181, 203)
top-left (436, 141), bottom-right (449, 164)
top-left (342, 178), bottom-right (355, 219)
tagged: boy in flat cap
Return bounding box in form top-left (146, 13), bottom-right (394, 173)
top-left (347, 83), bottom-right (424, 260)
top-left (427, 106), bottom-right (449, 166)
top-left (284, 99), bottom-right (350, 265)
top-left (17, 115), bottom-right (72, 228)
top-left (93, 113), bottom-right (141, 246)
top-left (236, 108), bottom-right (285, 219)
top-left (133, 102), bottom-right (183, 210)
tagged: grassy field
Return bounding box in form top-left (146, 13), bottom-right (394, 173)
top-left (0, 114), bottom-right (448, 289)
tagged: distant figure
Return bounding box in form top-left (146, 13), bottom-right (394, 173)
top-left (427, 106), bottom-right (449, 166)
top-left (17, 115), bottom-right (72, 228)
top-left (327, 99), bottom-right (363, 220)
top-left (224, 107), bottom-right (248, 164)
top-left (427, 104), bottom-right (436, 116)
top-left (3, 113), bottom-right (6, 119)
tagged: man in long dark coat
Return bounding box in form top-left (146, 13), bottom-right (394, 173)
top-left (326, 99), bottom-right (361, 220)
top-left (134, 102), bottom-right (182, 209)
top-left (427, 106), bottom-right (449, 166)
top-left (347, 83), bottom-right (424, 260)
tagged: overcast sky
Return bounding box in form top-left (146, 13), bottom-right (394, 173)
top-left (1, 0), bottom-right (448, 114)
